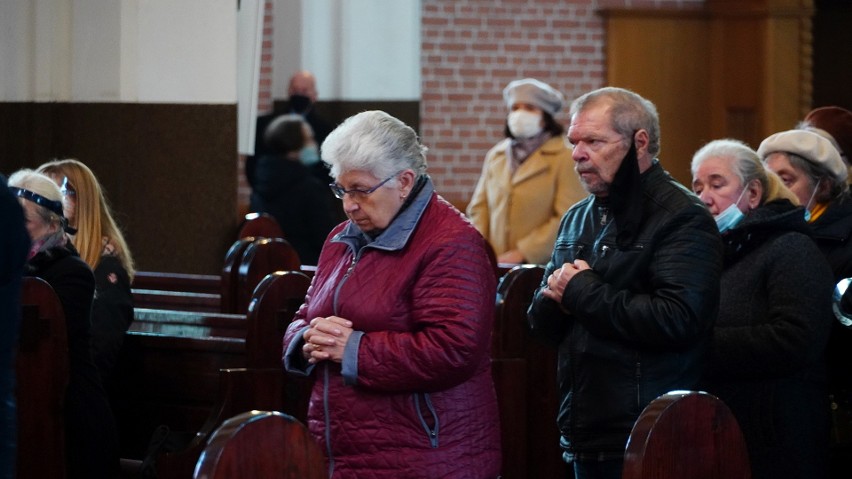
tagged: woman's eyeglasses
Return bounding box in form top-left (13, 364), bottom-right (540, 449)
top-left (329, 173), bottom-right (398, 201)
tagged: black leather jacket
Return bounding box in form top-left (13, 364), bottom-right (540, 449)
top-left (527, 162), bottom-right (722, 460)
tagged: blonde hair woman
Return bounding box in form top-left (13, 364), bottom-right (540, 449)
top-left (37, 159), bottom-right (135, 383)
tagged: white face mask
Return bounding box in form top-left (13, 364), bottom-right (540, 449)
top-left (507, 110), bottom-right (544, 139)
top-left (714, 186), bottom-right (748, 233)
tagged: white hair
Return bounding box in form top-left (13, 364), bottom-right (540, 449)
top-left (320, 110), bottom-right (427, 180)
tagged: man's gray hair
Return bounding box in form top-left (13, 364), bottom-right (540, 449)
top-left (569, 87), bottom-right (661, 158)
top-left (321, 110), bottom-right (428, 181)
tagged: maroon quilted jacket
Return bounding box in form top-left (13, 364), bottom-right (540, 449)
top-left (283, 179), bottom-right (502, 478)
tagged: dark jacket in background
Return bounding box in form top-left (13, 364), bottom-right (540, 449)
top-left (809, 192), bottom-right (852, 477)
top-left (0, 177), bottom-right (30, 479)
top-left (810, 193), bottom-right (852, 389)
top-left (26, 243), bottom-right (119, 479)
top-left (700, 199), bottom-right (833, 479)
top-left (527, 161), bottom-right (723, 461)
top-left (90, 253), bottom-right (133, 383)
top-left (249, 155), bottom-right (339, 265)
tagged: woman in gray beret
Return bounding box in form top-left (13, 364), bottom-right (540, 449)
top-left (760, 128), bottom-right (852, 477)
top-left (466, 78), bottom-right (585, 265)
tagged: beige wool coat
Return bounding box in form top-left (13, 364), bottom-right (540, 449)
top-left (466, 135), bottom-right (586, 265)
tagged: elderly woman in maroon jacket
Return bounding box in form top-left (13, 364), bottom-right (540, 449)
top-left (282, 110), bottom-right (501, 478)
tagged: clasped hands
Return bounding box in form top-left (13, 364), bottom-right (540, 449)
top-left (302, 316), bottom-right (353, 364)
top-left (541, 259), bottom-right (591, 303)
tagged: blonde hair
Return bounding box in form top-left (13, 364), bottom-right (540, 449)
top-left (762, 169), bottom-right (800, 204)
top-left (7, 169), bottom-right (66, 240)
top-left (37, 159), bottom-right (136, 279)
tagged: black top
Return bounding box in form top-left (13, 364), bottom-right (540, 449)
top-left (0, 176), bottom-right (29, 479)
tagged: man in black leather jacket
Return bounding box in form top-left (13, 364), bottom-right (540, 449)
top-left (527, 87), bottom-right (723, 479)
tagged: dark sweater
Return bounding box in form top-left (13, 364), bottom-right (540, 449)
top-left (701, 199), bottom-right (833, 479)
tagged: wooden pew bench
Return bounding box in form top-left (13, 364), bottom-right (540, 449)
top-left (17, 277), bottom-right (69, 479)
top-left (132, 237), bottom-right (301, 314)
top-left (113, 271), bottom-right (313, 477)
top-left (623, 390), bottom-right (751, 479)
top-left (192, 410), bottom-right (325, 479)
top-left (491, 264), bottom-right (567, 479)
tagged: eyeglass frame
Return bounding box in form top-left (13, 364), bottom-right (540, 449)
top-left (329, 171), bottom-right (401, 200)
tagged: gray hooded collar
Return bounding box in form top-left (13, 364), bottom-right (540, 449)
top-left (332, 175), bottom-right (434, 254)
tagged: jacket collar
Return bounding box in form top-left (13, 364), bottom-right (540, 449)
top-left (811, 192), bottom-right (852, 241)
top-left (333, 176), bottom-right (434, 253)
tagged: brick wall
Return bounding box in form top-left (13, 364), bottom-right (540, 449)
top-left (420, 0), bottom-right (704, 208)
top-left (245, 0), bottom-right (706, 213)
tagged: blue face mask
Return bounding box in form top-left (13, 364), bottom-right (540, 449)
top-left (714, 186), bottom-right (748, 233)
top-left (299, 145), bottom-right (320, 166)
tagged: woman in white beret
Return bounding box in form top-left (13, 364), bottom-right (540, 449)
top-left (760, 128), bottom-right (852, 478)
top-left (466, 78), bottom-right (585, 265)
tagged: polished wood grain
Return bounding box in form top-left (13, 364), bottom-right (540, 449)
top-left (17, 277), bottom-right (68, 479)
top-left (622, 390), bottom-right (752, 479)
top-left (193, 410), bottom-right (325, 479)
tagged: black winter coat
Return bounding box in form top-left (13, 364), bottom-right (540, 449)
top-left (527, 162), bottom-right (723, 460)
top-left (810, 194), bottom-right (852, 395)
top-left (700, 199), bottom-right (833, 479)
top-left (0, 178), bottom-right (29, 479)
top-left (90, 254), bottom-right (133, 382)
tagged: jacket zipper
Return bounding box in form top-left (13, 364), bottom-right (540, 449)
top-left (325, 250), bottom-right (361, 477)
top-left (414, 393), bottom-right (440, 448)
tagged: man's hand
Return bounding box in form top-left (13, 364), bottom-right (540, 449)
top-left (541, 259), bottom-right (591, 303)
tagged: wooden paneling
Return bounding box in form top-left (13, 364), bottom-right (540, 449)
top-left (0, 102), bottom-right (238, 274)
top-left (603, 0), bottom-right (814, 185)
top-left (604, 10), bottom-right (711, 186)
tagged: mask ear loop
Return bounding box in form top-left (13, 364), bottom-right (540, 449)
top-left (802, 179), bottom-right (821, 222)
top-left (733, 181), bottom-right (750, 213)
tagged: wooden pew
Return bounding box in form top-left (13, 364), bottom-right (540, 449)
top-left (491, 264), bottom-right (567, 479)
top-left (193, 410), bottom-right (325, 479)
top-left (622, 390), bottom-right (752, 479)
top-left (131, 237), bottom-right (251, 313)
top-left (113, 270), bottom-right (313, 473)
top-left (16, 276), bottom-right (68, 479)
top-left (132, 236), bottom-right (300, 314)
top-left (236, 238), bottom-right (301, 313)
top-left (153, 368), bottom-right (297, 479)
top-left (237, 212), bottom-right (285, 241)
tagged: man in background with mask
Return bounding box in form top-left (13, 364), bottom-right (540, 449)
top-left (467, 78), bottom-right (585, 265)
top-left (252, 70), bottom-right (335, 173)
top-left (249, 70), bottom-right (343, 223)
top-left (285, 70), bottom-right (334, 147)
top-left (527, 87), bottom-right (723, 479)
